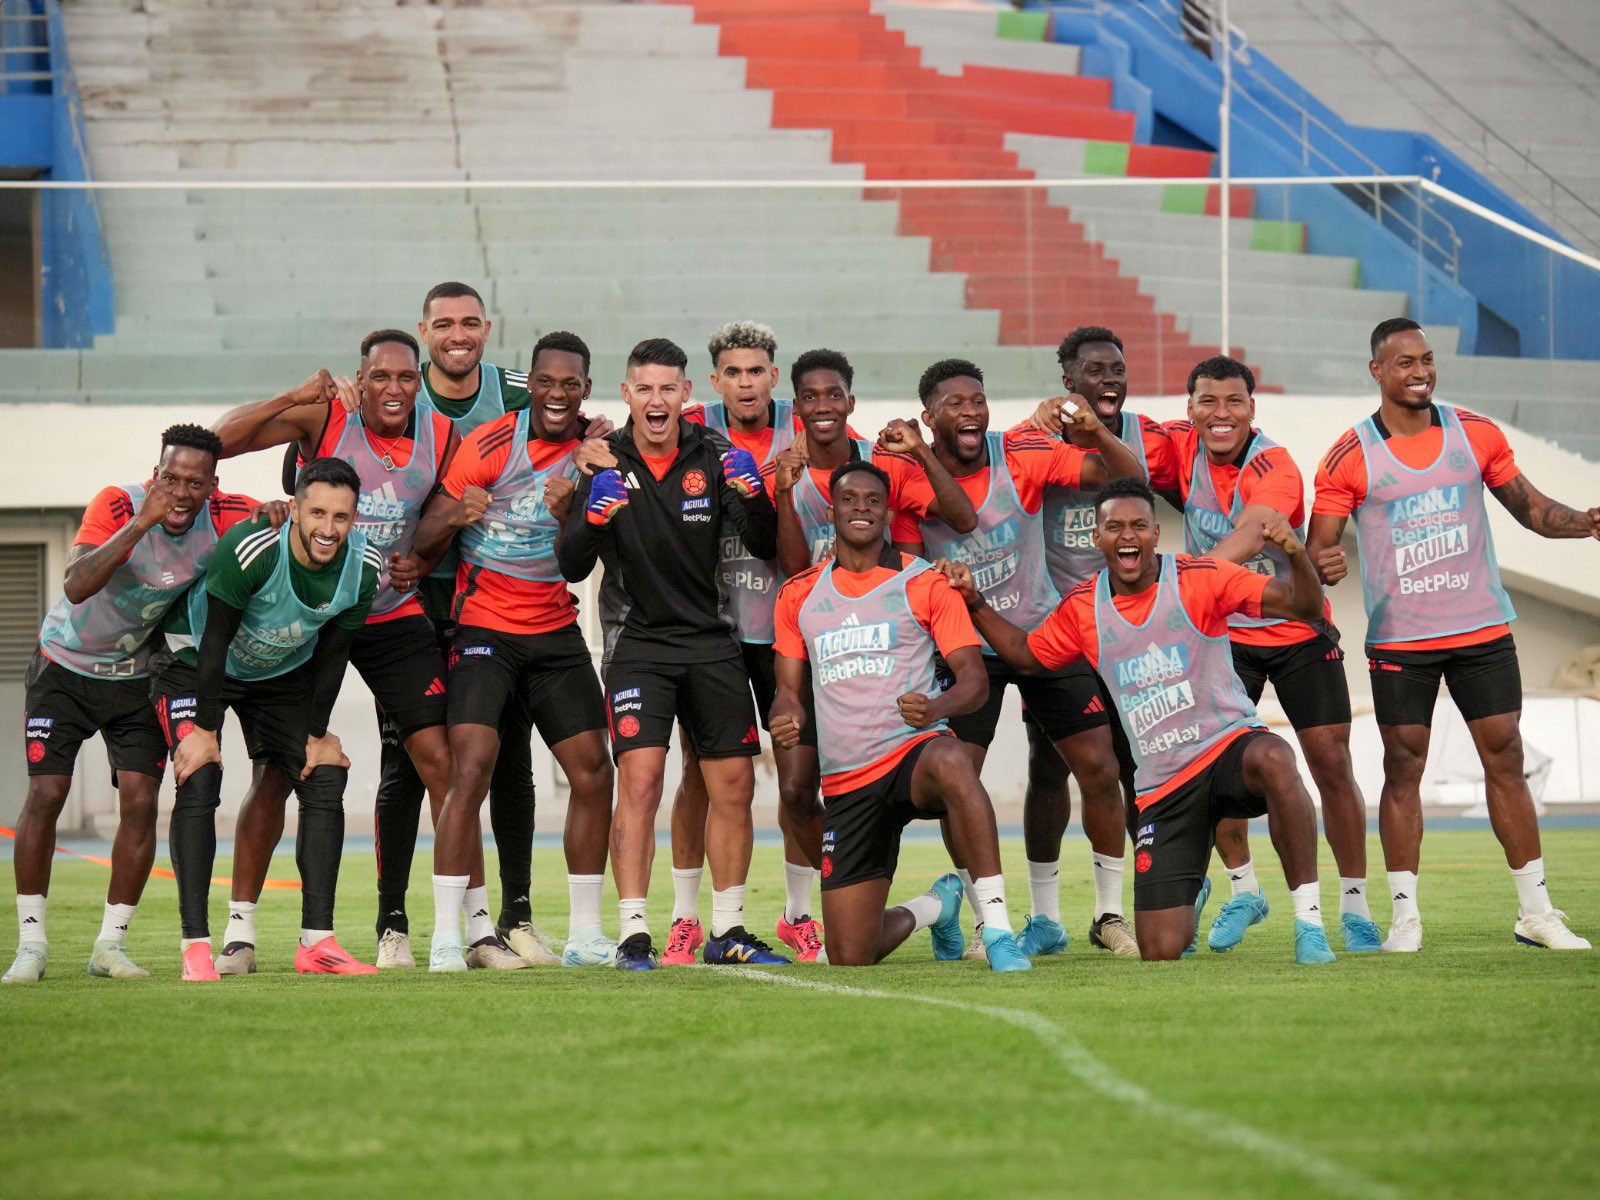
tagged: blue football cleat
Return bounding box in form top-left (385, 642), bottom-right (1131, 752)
top-left (1294, 919), bottom-right (1337, 965)
top-left (614, 933), bottom-right (659, 971)
top-left (1016, 914), bottom-right (1069, 957)
top-left (703, 926), bottom-right (791, 965)
top-left (981, 926), bottom-right (1033, 972)
top-left (1208, 889), bottom-right (1271, 952)
top-left (1340, 911), bottom-right (1383, 953)
top-left (1182, 877), bottom-right (1212, 957)
top-left (928, 873), bottom-right (966, 961)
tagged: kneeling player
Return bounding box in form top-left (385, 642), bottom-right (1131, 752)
top-left (944, 477), bottom-right (1336, 963)
top-left (770, 461), bottom-right (1029, 971)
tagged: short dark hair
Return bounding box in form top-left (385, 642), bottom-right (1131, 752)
top-left (1370, 317), bottom-right (1423, 358)
top-left (829, 459), bottom-right (890, 498)
top-left (295, 456), bottom-right (361, 501)
top-left (1186, 355), bottom-right (1255, 396)
top-left (627, 337), bottom-right (688, 373)
top-left (422, 281), bottom-right (485, 316)
top-left (532, 330), bottom-right (591, 376)
top-left (1094, 475), bottom-right (1157, 517)
top-left (918, 357), bottom-right (983, 406)
top-left (361, 328), bottom-right (420, 362)
top-left (160, 423), bottom-right (223, 465)
top-left (791, 347), bottom-right (853, 393)
top-left (1057, 325), bottom-right (1124, 370)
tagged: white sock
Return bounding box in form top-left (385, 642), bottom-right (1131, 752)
top-left (464, 885), bottom-right (495, 943)
top-left (900, 891), bottom-right (943, 932)
top-left (432, 873), bottom-right (469, 940)
top-left (783, 861), bottom-right (817, 923)
top-left (567, 874), bottom-right (604, 940)
top-left (970, 874), bottom-right (1014, 934)
top-left (1091, 852), bottom-right (1125, 918)
top-left (98, 902), bottom-right (137, 945)
top-left (1025, 859), bottom-right (1061, 923)
top-left (619, 897), bottom-right (649, 944)
top-left (16, 894), bottom-right (46, 945)
top-left (1388, 870), bottom-right (1419, 924)
top-left (1511, 857), bottom-right (1552, 916)
top-left (711, 885), bottom-right (746, 938)
top-left (958, 868), bottom-right (983, 934)
top-left (671, 866), bottom-right (703, 923)
top-left (225, 899), bottom-right (256, 947)
top-left (300, 928), bottom-right (333, 947)
top-left (1338, 877), bottom-right (1371, 920)
top-left (1290, 882), bottom-right (1324, 927)
top-left (180, 937), bottom-right (209, 952)
top-left (1227, 858), bottom-right (1260, 897)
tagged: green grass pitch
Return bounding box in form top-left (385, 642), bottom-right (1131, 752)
top-left (4, 828), bottom-right (1598, 1200)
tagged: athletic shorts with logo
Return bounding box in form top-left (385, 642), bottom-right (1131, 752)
top-left (350, 614), bottom-right (448, 740)
top-left (605, 653), bottom-right (760, 761)
top-left (23, 651), bottom-right (166, 779)
top-left (1127, 729), bottom-right (1274, 911)
top-left (448, 622), bottom-right (606, 746)
top-left (738, 639), bottom-right (817, 748)
top-left (1366, 633), bottom-right (1521, 728)
top-left (1231, 631), bottom-right (1351, 730)
top-left (148, 653), bottom-right (319, 777)
top-left (950, 656), bottom-right (1109, 749)
top-left (819, 735), bottom-right (942, 892)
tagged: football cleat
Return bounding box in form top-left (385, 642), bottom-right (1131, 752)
top-left (3, 943), bottom-right (47, 984)
top-left (704, 926), bottom-right (791, 965)
top-left (295, 936), bottom-right (378, 976)
top-left (660, 917), bottom-right (705, 966)
top-left (775, 915), bottom-right (825, 963)
top-left (181, 941), bottom-right (220, 982)
top-left (1339, 912), bottom-right (1383, 953)
top-left (927, 873), bottom-right (965, 961)
top-left (561, 931), bottom-right (618, 967)
top-left (375, 928), bottom-right (415, 970)
top-left (499, 921), bottom-right (559, 965)
top-left (614, 933), bottom-right (659, 971)
top-left (1088, 913), bottom-right (1140, 958)
top-left (1513, 909), bottom-right (1591, 950)
top-left (1016, 914), bottom-right (1069, 957)
top-left (429, 932), bottom-right (469, 973)
top-left (465, 936), bottom-right (529, 970)
top-left (214, 942), bottom-right (257, 976)
top-left (1208, 889), bottom-right (1270, 952)
top-left (87, 940), bottom-right (150, 980)
top-left (1294, 919), bottom-right (1337, 965)
top-left (1382, 914), bottom-right (1423, 953)
top-left (981, 926), bottom-right (1033, 973)
top-left (1182, 877), bottom-right (1212, 958)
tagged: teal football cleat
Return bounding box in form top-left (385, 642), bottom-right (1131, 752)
top-left (1208, 889), bottom-right (1270, 952)
top-left (1294, 919), bottom-right (1337, 964)
top-left (1340, 911), bottom-right (1383, 953)
top-left (3, 943), bottom-right (46, 984)
top-left (87, 939), bottom-right (149, 980)
top-left (981, 926), bottom-right (1032, 972)
top-left (1016, 914), bottom-right (1069, 957)
top-left (561, 931), bottom-right (618, 967)
top-left (928, 873), bottom-right (966, 961)
top-left (1182, 877), bottom-right (1212, 957)
top-left (428, 932), bottom-right (468, 973)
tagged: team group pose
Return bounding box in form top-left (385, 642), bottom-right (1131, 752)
top-left (6, 299), bottom-right (1594, 983)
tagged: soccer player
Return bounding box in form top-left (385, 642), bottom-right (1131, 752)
top-left (3, 427), bottom-right (261, 984)
top-left (1014, 326), bottom-right (1180, 958)
top-left (1307, 318), bottom-right (1598, 951)
top-left (1165, 355), bottom-right (1380, 953)
top-left (560, 337), bottom-right (785, 969)
top-left (944, 476), bottom-right (1337, 963)
top-left (897, 357), bottom-right (1142, 958)
top-left (412, 331), bottom-right (616, 971)
top-left (154, 457), bottom-right (381, 981)
top-left (771, 461), bottom-right (1030, 970)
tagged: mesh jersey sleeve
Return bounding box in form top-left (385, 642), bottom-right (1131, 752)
top-left (334, 544), bottom-right (384, 630)
top-left (442, 413), bottom-right (516, 500)
top-left (910, 571), bottom-right (981, 657)
top-left (1003, 429), bottom-right (1085, 510)
top-left (204, 517), bottom-right (280, 609)
top-left (74, 486), bottom-right (135, 547)
top-left (210, 492), bottom-right (260, 536)
top-left (1238, 446), bottom-right (1305, 517)
top-left (1025, 586), bottom-right (1090, 670)
top-left (1312, 430), bottom-right (1365, 516)
top-left (1138, 415), bottom-right (1180, 492)
top-left (1459, 411), bottom-right (1520, 487)
top-left (495, 365), bottom-right (531, 414)
top-left (1186, 556), bottom-right (1268, 625)
top-left (772, 571), bottom-right (819, 660)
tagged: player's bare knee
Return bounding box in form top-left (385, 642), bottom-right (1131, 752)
top-left (23, 776), bottom-right (71, 816)
top-left (1249, 734), bottom-right (1301, 792)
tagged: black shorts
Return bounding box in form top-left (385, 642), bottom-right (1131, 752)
top-left (149, 654), bottom-right (315, 777)
top-left (949, 656), bottom-right (1109, 749)
top-left (739, 640), bottom-right (817, 748)
top-left (1128, 729), bottom-right (1274, 911)
top-left (448, 623), bottom-right (607, 748)
top-left (819, 736), bottom-right (941, 892)
top-left (604, 654), bottom-right (760, 761)
top-left (1367, 633), bottom-right (1522, 728)
top-left (350, 615), bottom-right (448, 740)
top-left (1231, 633), bottom-right (1352, 731)
top-left (23, 652), bottom-right (166, 780)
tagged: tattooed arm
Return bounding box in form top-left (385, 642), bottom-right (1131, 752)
top-left (1489, 473), bottom-right (1600, 540)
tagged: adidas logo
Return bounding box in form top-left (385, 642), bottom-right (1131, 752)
top-left (1393, 892), bottom-right (1410, 901)
top-left (21, 916), bottom-right (38, 924)
top-left (1344, 887), bottom-right (1361, 895)
top-left (1082, 695), bottom-right (1105, 715)
top-left (230, 912), bottom-right (245, 920)
top-left (471, 909), bottom-right (489, 919)
top-left (741, 726), bottom-right (760, 744)
top-left (985, 896), bottom-right (1005, 905)
top-left (424, 678), bottom-right (446, 697)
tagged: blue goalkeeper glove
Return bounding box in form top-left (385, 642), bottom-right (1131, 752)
top-left (585, 469), bottom-right (629, 526)
top-left (721, 448), bottom-right (764, 499)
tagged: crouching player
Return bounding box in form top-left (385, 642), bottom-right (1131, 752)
top-left (769, 461), bottom-right (1029, 971)
top-left (942, 477), bottom-right (1336, 963)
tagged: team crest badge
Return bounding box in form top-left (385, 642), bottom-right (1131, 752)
top-left (1448, 450), bottom-right (1471, 473)
top-left (682, 470), bottom-right (708, 497)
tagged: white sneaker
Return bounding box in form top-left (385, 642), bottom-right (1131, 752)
top-left (1382, 914), bottom-right (1423, 952)
top-left (2, 943), bottom-right (46, 983)
top-left (214, 942), bottom-right (257, 975)
top-left (375, 928), bottom-right (415, 969)
top-left (465, 936), bottom-right (529, 970)
top-left (1514, 909), bottom-right (1592, 950)
top-left (87, 939), bottom-right (150, 979)
top-left (500, 921), bottom-right (559, 965)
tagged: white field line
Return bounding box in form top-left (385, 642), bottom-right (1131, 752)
top-left (724, 967), bottom-right (1402, 1200)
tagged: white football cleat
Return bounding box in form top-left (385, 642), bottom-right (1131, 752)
top-left (1514, 909), bottom-right (1591, 950)
top-left (1381, 914), bottom-right (1423, 953)
top-left (87, 939), bottom-right (150, 979)
top-left (465, 936), bottom-right (529, 970)
top-left (499, 921), bottom-right (559, 965)
top-left (375, 928), bottom-right (415, 969)
top-left (3, 943), bottom-right (46, 983)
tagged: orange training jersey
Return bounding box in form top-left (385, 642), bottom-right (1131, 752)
top-left (75, 487), bottom-right (258, 551)
top-left (890, 427), bottom-right (1089, 544)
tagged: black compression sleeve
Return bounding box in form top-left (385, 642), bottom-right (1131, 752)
top-left (558, 472), bottom-right (606, 582)
top-left (728, 484), bottom-right (778, 561)
top-left (195, 593), bottom-right (245, 732)
top-left (304, 622), bottom-right (358, 739)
